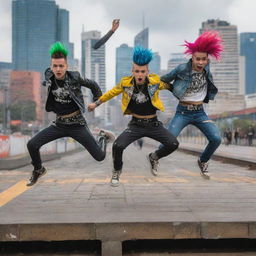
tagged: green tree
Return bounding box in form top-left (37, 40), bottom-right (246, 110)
top-left (10, 100), bottom-right (36, 121)
top-left (0, 104), bottom-right (3, 123)
top-left (232, 118), bottom-right (256, 133)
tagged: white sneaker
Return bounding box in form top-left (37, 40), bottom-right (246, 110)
top-left (147, 153), bottom-right (159, 176)
top-left (110, 169), bottom-right (121, 187)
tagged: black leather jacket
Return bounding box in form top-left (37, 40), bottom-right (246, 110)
top-left (43, 68), bottom-right (102, 113)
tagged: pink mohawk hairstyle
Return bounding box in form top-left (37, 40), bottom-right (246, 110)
top-left (183, 31), bottom-right (224, 60)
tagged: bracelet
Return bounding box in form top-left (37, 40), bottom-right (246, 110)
top-left (95, 99), bottom-right (102, 107)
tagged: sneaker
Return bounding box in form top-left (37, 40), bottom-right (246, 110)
top-left (110, 169), bottom-right (121, 187)
top-left (198, 158), bottom-right (210, 179)
top-left (27, 166), bottom-right (47, 186)
top-left (148, 153), bottom-right (159, 176)
top-left (99, 129), bottom-right (115, 142)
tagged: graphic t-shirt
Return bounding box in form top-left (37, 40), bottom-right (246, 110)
top-left (51, 79), bottom-right (79, 115)
top-left (180, 70), bottom-right (207, 102)
top-left (127, 82), bottom-right (157, 115)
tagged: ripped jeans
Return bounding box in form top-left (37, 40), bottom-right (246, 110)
top-left (167, 104), bottom-right (221, 162)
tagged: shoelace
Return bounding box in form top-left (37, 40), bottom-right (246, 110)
top-left (152, 159), bottom-right (158, 169)
top-left (112, 171), bottom-right (119, 179)
top-left (201, 163), bottom-right (209, 173)
top-left (29, 172), bottom-right (37, 181)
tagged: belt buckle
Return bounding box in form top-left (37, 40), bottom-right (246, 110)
top-left (187, 105), bottom-right (194, 111)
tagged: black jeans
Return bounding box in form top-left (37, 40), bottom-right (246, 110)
top-left (27, 123), bottom-right (106, 170)
top-left (112, 117), bottom-right (179, 171)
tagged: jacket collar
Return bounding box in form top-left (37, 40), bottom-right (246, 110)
top-left (45, 68), bottom-right (74, 84)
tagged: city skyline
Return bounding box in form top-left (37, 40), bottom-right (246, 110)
top-left (1, 0), bottom-right (256, 87)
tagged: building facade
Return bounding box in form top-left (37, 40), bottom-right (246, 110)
top-left (115, 44), bottom-right (133, 84)
top-left (240, 32), bottom-right (256, 95)
top-left (10, 71), bottom-right (43, 122)
top-left (134, 28), bottom-right (149, 48)
top-left (12, 0), bottom-right (74, 74)
top-left (200, 19), bottom-right (240, 95)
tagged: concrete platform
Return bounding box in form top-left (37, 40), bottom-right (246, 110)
top-left (0, 142), bottom-right (256, 255)
top-left (179, 142), bottom-right (256, 168)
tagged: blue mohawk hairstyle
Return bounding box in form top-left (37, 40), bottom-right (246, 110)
top-left (133, 46), bottom-right (153, 66)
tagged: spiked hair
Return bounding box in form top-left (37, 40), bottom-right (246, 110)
top-left (133, 46), bottom-right (153, 66)
top-left (183, 31), bottom-right (223, 60)
top-left (50, 42), bottom-right (68, 59)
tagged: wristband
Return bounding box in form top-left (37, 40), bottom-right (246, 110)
top-left (95, 99), bottom-right (102, 107)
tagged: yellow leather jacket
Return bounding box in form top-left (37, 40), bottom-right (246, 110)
top-left (99, 74), bottom-right (170, 115)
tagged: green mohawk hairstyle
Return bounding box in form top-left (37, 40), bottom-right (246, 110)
top-left (49, 42), bottom-right (68, 59)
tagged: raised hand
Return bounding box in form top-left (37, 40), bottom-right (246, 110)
top-left (112, 19), bottom-right (120, 32)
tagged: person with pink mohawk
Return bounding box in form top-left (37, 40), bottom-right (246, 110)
top-left (152, 31), bottom-right (224, 179)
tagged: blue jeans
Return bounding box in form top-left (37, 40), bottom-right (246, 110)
top-left (167, 104), bottom-right (221, 162)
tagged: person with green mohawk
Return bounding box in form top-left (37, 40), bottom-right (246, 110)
top-left (26, 42), bottom-right (114, 186)
top-left (88, 46), bottom-right (179, 187)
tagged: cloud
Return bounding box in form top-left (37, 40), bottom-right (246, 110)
top-left (1, 0), bottom-right (255, 86)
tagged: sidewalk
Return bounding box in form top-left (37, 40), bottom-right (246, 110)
top-left (179, 142), bottom-right (256, 166)
top-left (1, 144), bottom-right (256, 256)
top-left (0, 148), bottom-right (82, 170)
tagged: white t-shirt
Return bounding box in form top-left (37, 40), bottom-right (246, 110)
top-left (180, 70), bottom-right (207, 102)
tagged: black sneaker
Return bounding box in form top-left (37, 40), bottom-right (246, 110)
top-left (148, 153), bottom-right (159, 176)
top-left (198, 158), bottom-right (210, 179)
top-left (110, 169), bottom-right (121, 187)
top-left (27, 167), bottom-right (47, 186)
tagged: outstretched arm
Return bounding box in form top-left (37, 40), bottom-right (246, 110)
top-left (79, 76), bottom-right (102, 101)
top-left (160, 66), bottom-right (179, 84)
top-left (93, 19), bottom-right (120, 50)
top-left (88, 82), bottom-right (123, 112)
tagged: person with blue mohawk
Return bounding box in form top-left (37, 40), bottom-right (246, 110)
top-left (88, 46), bottom-right (179, 187)
top-left (26, 42), bottom-right (115, 186)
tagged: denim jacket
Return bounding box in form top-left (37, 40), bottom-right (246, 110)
top-left (43, 68), bottom-right (102, 113)
top-left (161, 59), bottom-right (217, 103)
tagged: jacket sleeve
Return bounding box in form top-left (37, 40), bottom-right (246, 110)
top-left (93, 30), bottom-right (114, 50)
top-left (78, 76), bottom-right (102, 101)
top-left (161, 66), bottom-right (179, 84)
top-left (99, 82), bottom-right (123, 102)
top-left (42, 68), bottom-right (53, 86)
top-left (159, 81), bottom-right (173, 91)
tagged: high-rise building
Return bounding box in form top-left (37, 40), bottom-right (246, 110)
top-left (240, 33), bottom-right (256, 95)
top-left (0, 62), bottom-right (12, 131)
top-left (115, 44), bottom-right (133, 84)
top-left (12, 0), bottom-right (74, 74)
top-left (81, 30), bottom-right (106, 126)
top-left (81, 30), bottom-right (106, 93)
top-left (158, 53), bottom-right (187, 118)
top-left (134, 28), bottom-right (149, 48)
top-left (0, 62), bottom-right (12, 91)
top-left (0, 62), bottom-right (12, 104)
top-left (167, 53), bottom-right (187, 70)
top-left (149, 52), bottom-right (161, 74)
top-left (200, 19), bottom-right (240, 95)
top-left (10, 71), bottom-right (43, 122)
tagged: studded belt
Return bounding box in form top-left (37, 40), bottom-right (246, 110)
top-left (179, 103), bottom-right (203, 111)
top-left (56, 113), bottom-right (86, 126)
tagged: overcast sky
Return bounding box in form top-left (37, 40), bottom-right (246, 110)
top-left (0, 0), bottom-right (255, 87)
